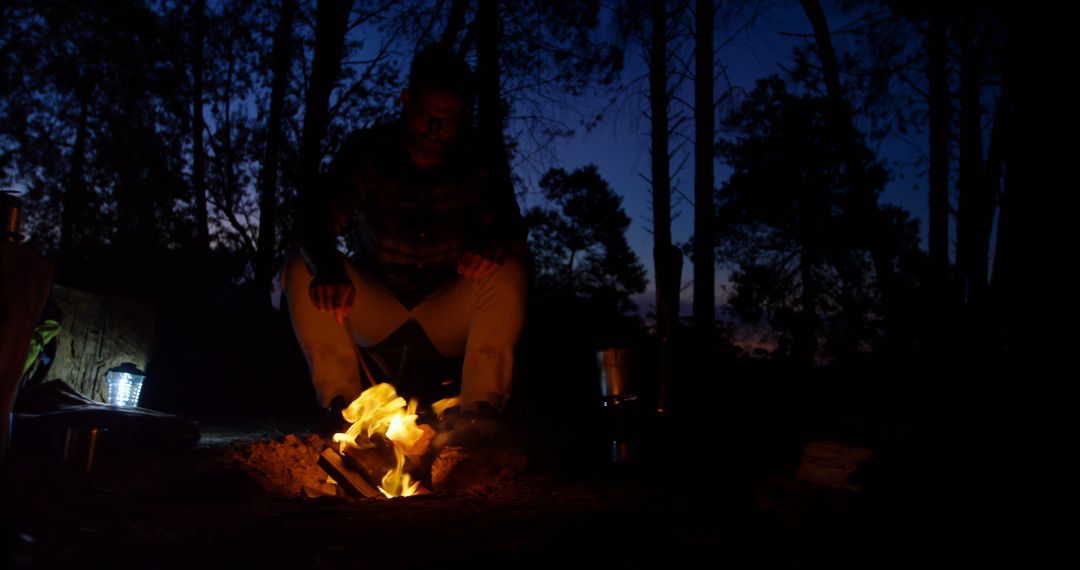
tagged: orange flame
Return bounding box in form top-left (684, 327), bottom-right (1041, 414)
top-left (332, 384), bottom-right (424, 497)
top-left (430, 396), bottom-right (459, 420)
top-left (330, 388), bottom-right (464, 498)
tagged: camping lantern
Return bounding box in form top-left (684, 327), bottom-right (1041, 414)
top-left (105, 362), bottom-right (146, 407)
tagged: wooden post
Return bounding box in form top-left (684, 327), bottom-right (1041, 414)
top-left (1, 240), bottom-right (54, 553)
top-left (1, 241), bottom-right (54, 462)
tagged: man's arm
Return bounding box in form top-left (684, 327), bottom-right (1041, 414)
top-left (296, 133), bottom-right (366, 324)
top-left (460, 156), bottom-right (528, 277)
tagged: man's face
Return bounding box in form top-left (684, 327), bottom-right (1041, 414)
top-left (402, 88), bottom-right (467, 169)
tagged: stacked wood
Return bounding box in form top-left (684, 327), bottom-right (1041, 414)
top-left (318, 437), bottom-right (396, 498)
top-left (318, 448), bottom-right (381, 498)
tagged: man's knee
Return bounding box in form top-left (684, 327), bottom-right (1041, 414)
top-left (487, 255), bottom-right (528, 297)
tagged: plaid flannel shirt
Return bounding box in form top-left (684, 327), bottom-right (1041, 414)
top-left (298, 121), bottom-right (525, 308)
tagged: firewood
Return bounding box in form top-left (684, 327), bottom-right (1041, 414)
top-left (317, 448), bottom-right (381, 498)
top-left (339, 436), bottom-right (396, 482)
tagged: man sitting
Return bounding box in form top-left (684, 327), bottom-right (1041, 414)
top-left (284, 44), bottom-right (528, 433)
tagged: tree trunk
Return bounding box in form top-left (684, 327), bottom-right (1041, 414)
top-left (984, 88), bottom-right (1005, 292)
top-left (59, 100), bottom-right (89, 259)
top-left (298, 0), bottom-right (353, 198)
top-left (650, 0), bottom-right (673, 412)
top-left (692, 0), bottom-right (714, 335)
top-left (795, 198), bottom-right (819, 366)
top-left (991, 11), bottom-right (1024, 360)
top-left (800, 0), bottom-right (897, 347)
top-left (990, 88), bottom-right (1009, 303)
top-left (112, 97), bottom-right (156, 260)
top-left (476, 0), bottom-right (509, 183)
top-left (255, 0), bottom-right (296, 299)
top-left (192, 0), bottom-right (209, 254)
top-left (926, 8), bottom-right (950, 321)
top-left (216, 43), bottom-right (258, 259)
top-left (957, 14), bottom-right (985, 311)
top-left (441, 0), bottom-right (468, 49)
top-left (795, 250), bottom-right (817, 366)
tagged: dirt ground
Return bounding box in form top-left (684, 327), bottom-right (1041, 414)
top-left (4, 411), bottom-right (938, 569)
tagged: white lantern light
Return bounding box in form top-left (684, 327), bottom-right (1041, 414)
top-left (105, 363), bottom-right (146, 407)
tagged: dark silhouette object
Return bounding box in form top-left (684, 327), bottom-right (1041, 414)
top-left (715, 77), bottom-right (922, 364)
top-left (1, 207), bottom-right (53, 565)
top-left (524, 164), bottom-right (646, 321)
top-left (649, 0), bottom-right (675, 413)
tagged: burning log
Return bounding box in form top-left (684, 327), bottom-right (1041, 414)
top-left (317, 383), bottom-right (528, 498)
top-left (318, 383), bottom-right (443, 497)
top-left (318, 434), bottom-right (399, 498)
top-left (341, 436), bottom-right (397, 482)
top-left (318, 448), bottom-right (381, 498)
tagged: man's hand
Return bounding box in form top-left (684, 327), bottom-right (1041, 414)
top-left (309, 275), bottom-right (355, 326)
top-left (457, 250), bottom-right (502, 278)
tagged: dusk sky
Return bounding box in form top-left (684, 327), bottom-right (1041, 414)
top-left (4, 0), bottom-right (933, 320)
top-left (526, 1), bottom-right (928, 317)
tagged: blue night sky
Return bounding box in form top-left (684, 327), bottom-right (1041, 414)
top-left (523, 1), bottom-right (929, 318)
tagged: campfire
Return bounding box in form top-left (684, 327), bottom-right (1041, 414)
top-left (319, 383), bottom-right (455, 498)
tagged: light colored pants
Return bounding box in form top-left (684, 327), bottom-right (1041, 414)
top-left (284, 253), bottom-right (527, 412)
